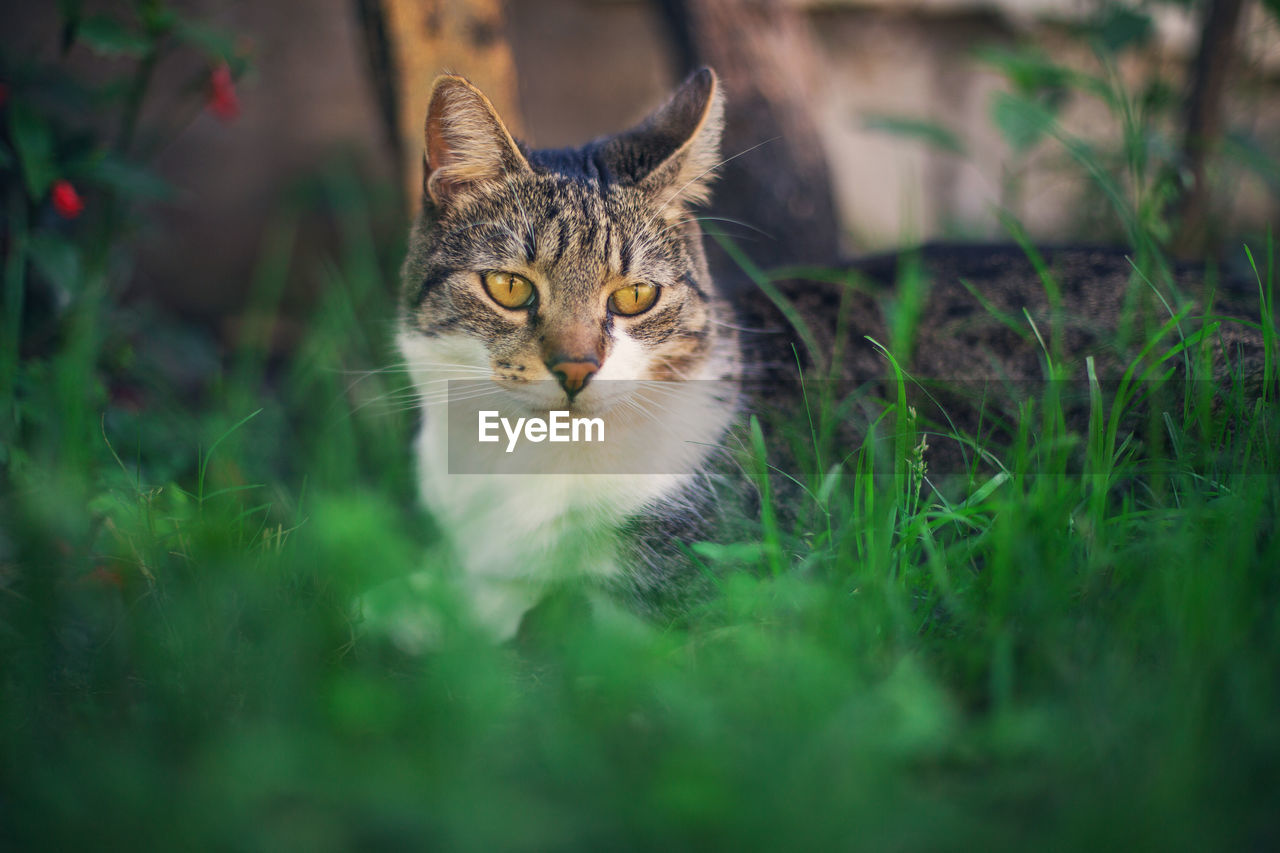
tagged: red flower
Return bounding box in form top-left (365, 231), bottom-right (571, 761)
top-left (0, 82), bottom-right (9, 108)
top-left (207, 63), bottom-right (240, 122)
top-left (51, 180), bottom-right (84, 219)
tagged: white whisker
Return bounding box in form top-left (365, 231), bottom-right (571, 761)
top-left (645, 137), bottom-right (779, 229)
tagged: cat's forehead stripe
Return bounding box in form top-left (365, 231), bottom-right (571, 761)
top-left (522, 220), bottom-right (536, 264)
top-left (604, 221), bottom-right (617, 273)
top-left (550, 218), bottom-right (571, 268)
top-left (518, 182), bottom-right (636, 282)
top-left (428, 178), bottom-right (678, 294)
top-left (575, 191), bottom-right (598, 258)
top-left (619, 232), bottom-right (633, 277)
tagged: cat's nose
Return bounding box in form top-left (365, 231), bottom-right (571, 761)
top-left (547, 359), bottom-right (599, 398)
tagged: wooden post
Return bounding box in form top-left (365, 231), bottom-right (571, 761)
top-left (370, 0), bottom-right (523, 209)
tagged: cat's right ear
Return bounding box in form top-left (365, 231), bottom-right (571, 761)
top-left (423, 75), bottom-right (530, 208)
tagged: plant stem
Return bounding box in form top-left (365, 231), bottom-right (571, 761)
top-left (1, 193), bottom-right (28, 445)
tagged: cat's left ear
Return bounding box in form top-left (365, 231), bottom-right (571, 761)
top-left (423, 75), bottom-right (531, 208)
top-left (601, 67), bottom-right (725, 217)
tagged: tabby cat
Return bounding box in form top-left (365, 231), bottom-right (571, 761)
top-left (367, 67), bottom-right (1263, 644)
top-left (372, 68), bottom-right (738, 642)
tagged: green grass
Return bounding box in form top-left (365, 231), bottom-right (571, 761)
top-left (2, 176), bottom-right (1279, 851)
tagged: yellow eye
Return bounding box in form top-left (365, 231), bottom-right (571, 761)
top-left (608, 283), bottom-right (659, 316)
top-left (481, 271), bottom-right (535, 309)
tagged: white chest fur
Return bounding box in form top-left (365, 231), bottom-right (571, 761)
top-left (397, 330), bottom-right (736, 637)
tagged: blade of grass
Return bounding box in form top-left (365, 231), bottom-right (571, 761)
top-left (711, 231), bottom-right (826, 373)
top-left (748, 415), bottom-right (784, 577)
top-left (197, 407), bottom-right (263, 506)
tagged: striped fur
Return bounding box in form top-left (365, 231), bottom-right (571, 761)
top-left (393, 69), bottom-right (738, 640)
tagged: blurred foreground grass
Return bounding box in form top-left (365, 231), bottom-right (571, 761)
top-left (2, 169), bottom-right (1279, 851)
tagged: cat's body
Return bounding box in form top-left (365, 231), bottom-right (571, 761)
top-left (376, 68), bottom-right (1264, 642)
top-left (386, 69), bottom-right (742, 638)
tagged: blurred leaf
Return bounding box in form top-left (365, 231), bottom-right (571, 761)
top-left (1139, 79), bottom-right (1179, 115)
top-left (1262, 0), bottom-right (1280, 25)
top-left (172, 17), bottom-right (239, 60)
top-left (27, 234), bottom-right (82, 296)
top-left (77, 15), bottom-right (151, 58)
top-left (92, 78), bottom-right (140, 106)
top-left (690, 541), bottom-right (765, 565)
top-left (976, 45), bottom-right (1113, 104)
top-left (991, 91), bottom-right (1057, 153)
top-left (8, 102), bottom-right (58, 199)
top-left (140, 5), bottom-right (178, 35)
top-left (862, 114), bottom-right (967, 155)
top-left (326, 672), bottom-right (404, 734)
top-left (0, 141), bottom-right (13, 171)
top-left (974, 47), bottom-right (1072, 95)
top-left (86, 154), bottom-right (174, 200)
top-left (1093, 6), bottom-right (1154, 54)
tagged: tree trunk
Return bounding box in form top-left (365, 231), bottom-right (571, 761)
top-left (1173, 0), bottom-right (1246, 257)
top-left (362, 0), bottom-right (523, 209)
top-left (656, 0), bottom-right (842, 278)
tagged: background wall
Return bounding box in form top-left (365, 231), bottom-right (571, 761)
top-left (5, 0), bottom-right (1277, 321)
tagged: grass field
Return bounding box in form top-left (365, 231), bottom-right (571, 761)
top-left (2, 168), bottom-right (1278, 850)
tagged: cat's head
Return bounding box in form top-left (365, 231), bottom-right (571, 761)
top-left (399, 68), bottom-right (733, 415)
